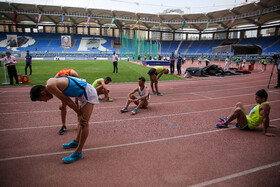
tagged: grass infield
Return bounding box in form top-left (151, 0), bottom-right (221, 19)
top-left (0, 60), bottom-right (184, 85)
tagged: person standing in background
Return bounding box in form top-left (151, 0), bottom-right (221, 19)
top-left (0, 51), bottom-right (19, 85)
top-left (177, 53), bottom-right (183, 75)
top-left (113, 51), bottom-right (118, 73)
top-left (224, 56), bottom-right (230, 71)
top-left (25, 50), bottom-right (32, 76)
top-left (275, 58), bottom-right (280, 88)
top-left (169, 52), bottom-right (176, 74)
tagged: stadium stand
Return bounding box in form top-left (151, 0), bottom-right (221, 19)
top-left (1, 32), bottom-right (280, 58)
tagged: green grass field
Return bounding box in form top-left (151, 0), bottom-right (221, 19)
top-left (0, 60), bottom-right (184, 86)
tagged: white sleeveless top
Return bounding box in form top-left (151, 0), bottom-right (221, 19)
top-left (138, 86), bottom-right (150, 102)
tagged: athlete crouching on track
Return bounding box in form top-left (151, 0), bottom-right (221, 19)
top-left (30, 76), bottom-right (99, 163)
top-left (216, 89), bottom-right (275, 137)
top-left (55, 69), bottom-right (79, 135)
top-left (120, 77), bottom-right (150, 115)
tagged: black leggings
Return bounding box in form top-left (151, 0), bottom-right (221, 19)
top-left (7, 65), bottom-right (19, 85)
top-left (25, 64), bottom-right (32, 75)
top-left (170, 63), bottom-right (174, 74)
top-left (113, 61), bottom-right (118, 73)
top-left (177, 64), bottom-right (181, 75)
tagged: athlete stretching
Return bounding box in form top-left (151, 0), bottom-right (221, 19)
top-left (147, 66), bottom-right (169, 96)
top-left (30, 76), bottom-right (99, 163)
top-left (55, 69), bottom-right (79, 135)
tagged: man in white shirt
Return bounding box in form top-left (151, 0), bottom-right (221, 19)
top-left (120, 77), bottom-right (150, 115)
top-left (112, 51), bottom-right (119, 73)
top-left (0, 51), bottom-right (19, 85)
top-left (224, 56), bottom-right (230, 71)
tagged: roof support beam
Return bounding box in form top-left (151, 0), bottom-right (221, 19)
top-left (61, 7), bottom-right (77, 25)
top-left (10, 3), bottom-right (37, 23)
top-left (230, 9), bottom-right (259, 26)
top-left (37, 6), bottom-right (58, 24)
top-left (206, 14), bottom-right (226, 29)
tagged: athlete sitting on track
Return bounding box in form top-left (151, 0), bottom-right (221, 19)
top-left (92, 77), bottom-right (113, 102)
top-left (120, 77), bottom-right (150, 115)
top-left (147, 66), bottom-right (169, 96)
top-left (55, 69), bottom-right (79, 135)
top-left (30, 76), bottom-right (99, 163)
top-left (216, 89), bottom-right (275, 137)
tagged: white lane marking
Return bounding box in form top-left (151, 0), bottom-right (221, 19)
top-left (0, 91), bottom-right (7, 95)
top-left (0, 100), bottom-right (279, 133)
top-left (188, 161), bottom-right (280, 187)
top-left (0, 127), bottom-right (234, 162)
top-left (0, 91), bottom-right (278, 114)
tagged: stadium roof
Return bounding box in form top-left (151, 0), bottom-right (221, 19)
top-left (0, 0), bottom-right (279, 32)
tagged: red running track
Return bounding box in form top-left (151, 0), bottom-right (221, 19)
top-left (0, 64), bottom-right (279, 186)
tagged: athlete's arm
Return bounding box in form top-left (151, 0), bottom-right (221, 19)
top-left (100, 79), bottom-right (109, 91)
top-left (128, 87), bottom-right (138, 98)
top-left (157, 72), bottom-right (164, 80)
top-left (46, 79), bottom-right (81, 116)
top-left (70, 70), bottom-right (79, 78)
top-left (261, 104), bottom-right (274, 137)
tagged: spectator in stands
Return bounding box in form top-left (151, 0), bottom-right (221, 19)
top-left (147, 66), bottom-right (169, 96)
top-left (25, 50), bottom-right (32, 76)
top-left (224, 56), bottom-right (230, 71)
top-left (0, 51), bottom-right (19, 85)
top-left (169, 52), bottom-right (176, 74)
top-left (30, 76), bottom-right (99, 163)
top-left (92, 77), bottom-right (113, 102)
top-left (177, 53), bottom-right (183, 75)
top-left (113, 51), bottom-right (118, 73)
top-left (120, 77), bottom-right (150, 115)
top-left (55, 69), bottom-right (80, 135)
top-left (216, 89), bottom-right (275, 137)
top-left (149, 56), bottom-right (152, 60)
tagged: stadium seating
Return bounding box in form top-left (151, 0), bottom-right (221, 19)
top-left (0, 32), bottom-right (279, 58)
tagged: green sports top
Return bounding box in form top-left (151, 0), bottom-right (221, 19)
top-left (246, 101), bottom-right (269, 129)
top-left (154, 66), bottom-right (164, 73)
top-left (92, 78), bottom-right (104, 88)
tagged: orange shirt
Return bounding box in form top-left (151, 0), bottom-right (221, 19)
top-left (56, 69), bottom-right (73, 77)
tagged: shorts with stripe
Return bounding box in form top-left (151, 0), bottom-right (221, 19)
top-left (78, 84), bottom-right (99, 107)
top-left (148, 68), bottom-right (157, 76)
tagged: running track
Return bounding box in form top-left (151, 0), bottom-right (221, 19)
top-left (0, 64), bottom-right (279, 186)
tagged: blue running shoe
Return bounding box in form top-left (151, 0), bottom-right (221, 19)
top-left (132, 108), bottom-right (137, 115)
top-left (63, 139), bottom-right (78, 149)
top-left (219, 117), bottom-right (228, 122)
top-left (120, 107), bottom-right (128, 113)
top-left (216, 121), bottom-right (228, 128)
top-left (62, 150), bottom-right (82, 163)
